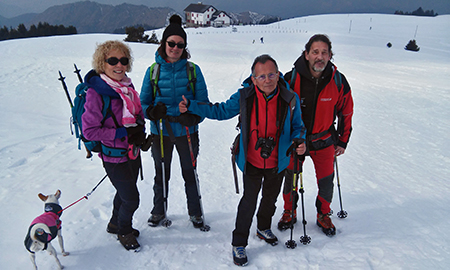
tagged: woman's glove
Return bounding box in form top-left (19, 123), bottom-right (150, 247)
top-left (147, 102), bottom-right (167, 120)
top-left (177, 113), bottom-right (201, 127)
top-left (127, 125), bottom-right (146, 145)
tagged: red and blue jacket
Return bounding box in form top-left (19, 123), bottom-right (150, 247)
top-left (185, 77), bottom-right (306, 173)
top-left (285, 55), bottom-right (353, 151)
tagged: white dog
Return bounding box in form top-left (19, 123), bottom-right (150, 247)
top-left (24, 190), bottom-right (69, 269)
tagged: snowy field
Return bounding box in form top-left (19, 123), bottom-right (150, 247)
top-left (1, 13), bottom-right (449, 269)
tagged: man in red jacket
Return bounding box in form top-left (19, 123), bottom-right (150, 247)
top-left (279, 34), bottom-right (354, 236)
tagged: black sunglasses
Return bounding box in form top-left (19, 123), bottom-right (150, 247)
top-left (167, 41), bottom-right (186, 49)
top-left (105, 57), bottom-right (129, 66)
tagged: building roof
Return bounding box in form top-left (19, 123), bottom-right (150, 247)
top-left (213, 10), bottom-right (230, 17)
top-left (184, 3), bottom-right (214, 13)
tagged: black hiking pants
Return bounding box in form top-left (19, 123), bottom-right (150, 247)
top-left (104, 156), bottom-right (141, 235)
top-left (232, 162), bottom-right (284, 247)
top-left (150, 132), bottom-right (202, 217)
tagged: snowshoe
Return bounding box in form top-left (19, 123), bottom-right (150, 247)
top-left (190, 215), bottom-right (204, 228)
top-left (107, 222), bottom-right (140, 237)
top-left (232, 246), bottom-right (248, 266)
top-left (277, 209), bottom-right (297, 231)
top-left (148, 214), bottom-right (166, 227)
top-left (118, 232), bottom-right (140, 251)
top-left (190, 215), bottom-right (210, 231)
top-left (316, 213), bottom-right (336, 236)
top-left (256, 228), bottom-right (278, 246)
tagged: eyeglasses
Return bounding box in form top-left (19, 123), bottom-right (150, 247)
top-left (253, 73), bottom-right (278, 81)
top-left (105, 57), bottom-right (129, 66)
top-left (167, 41), bottom-right (186, 49)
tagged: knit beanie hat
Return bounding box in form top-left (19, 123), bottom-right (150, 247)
top-left (162, 15), bottom-right (187, 43)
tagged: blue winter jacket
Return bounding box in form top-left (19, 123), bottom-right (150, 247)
top-left (185, 79), bottom-right (306, 173)
top-left (140, 52), bottom-right (209, 137)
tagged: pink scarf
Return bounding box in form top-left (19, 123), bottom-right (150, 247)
top-left (100, 74), bottom-right (142, 127)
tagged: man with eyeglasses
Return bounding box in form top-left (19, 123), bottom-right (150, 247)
top-left (278, 34), bottom-right (354, 236)
top-left (179, 54), bottom-right (306, 266)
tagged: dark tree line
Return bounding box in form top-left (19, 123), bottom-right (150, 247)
top-left (0, 22), bottom-right (77, 41)
top-left (395, 7), bottom-right (437, 17)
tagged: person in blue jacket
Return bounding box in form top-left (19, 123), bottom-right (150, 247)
top-left (140, 15), bottom-right (209, 229)
top-left (179, 54), bottom-right (306, 266)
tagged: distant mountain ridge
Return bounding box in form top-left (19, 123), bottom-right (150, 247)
top-left (29, 1), bottom-right (174, 33)
top-left (0, 1), bottom-right (279, 33)
top-left (229, 11), bottom-right (280, 25)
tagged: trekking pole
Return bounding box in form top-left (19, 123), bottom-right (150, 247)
top-left (298, 155), bottom-right (311, 245)
top-left (231, 155), bottom-right (239, 194)
top-left (230, 135), bottom-right (239, 194)
top-left (185, 126), bottom-right (210, 232)
top-left (58, 71), bottom-right (73, 108)
top-left (159, 119), bottom-right (172, 227)
top-left (73, 63), bottom-right (83, 83)
top-left (285, 151), bottom-right (298, 249)
top-left (335, 156), bottom-right (348, 218)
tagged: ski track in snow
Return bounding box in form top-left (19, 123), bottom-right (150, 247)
top-left (1, 13), bottom-right (450, 269)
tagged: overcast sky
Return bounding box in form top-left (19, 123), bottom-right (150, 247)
top-left (1, 0), bottom-right (448, 18)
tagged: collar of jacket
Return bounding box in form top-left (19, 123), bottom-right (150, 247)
top-left (155, 51), bottom-right (188, 70)
top-left (84, 69), bottom-right (121, 99)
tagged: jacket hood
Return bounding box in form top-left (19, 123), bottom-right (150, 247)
top-left (84, 69), bottom-right (121, 99)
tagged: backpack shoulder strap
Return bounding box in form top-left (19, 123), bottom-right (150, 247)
top-left (289, 68), bottom-right (297, 91)
top-left (186, 61), bottom-right (197, 96)
top-left (150, 63), bottom-right (161, 97)
top-left (333, 66), bottom-right (342, 91)
top-left (289, 89), bottom-right (297, 123)
top-left (101, 95), bottom-right (121, 128)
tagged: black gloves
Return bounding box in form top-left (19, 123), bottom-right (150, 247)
top-left (177, 113), bottom-right (201, 127)
top-left (127, 125), bottom-right (146, 146)
top-left (147, 102), bottom-right (167, 121)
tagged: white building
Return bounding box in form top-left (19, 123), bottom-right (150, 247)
top-left (184, 2), bottom-right (231, 27)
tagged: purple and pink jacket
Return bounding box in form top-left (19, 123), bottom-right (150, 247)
top-left (81, 70), bottom-right (144, 163)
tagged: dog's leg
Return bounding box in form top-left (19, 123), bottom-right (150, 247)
top-left (29, 252), bottom-right (38, 270)
top-left (57, 229), bottom-right (69, 256)
top-left (47, 242), bottom-right (64, 269)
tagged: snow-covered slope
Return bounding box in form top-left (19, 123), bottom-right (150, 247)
top-left (1, 13), bottom-right (449, 269)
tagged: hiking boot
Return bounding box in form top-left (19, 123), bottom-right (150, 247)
top-left (316, 213), bottom-right (336, 236)
top-left (118, 232), bottom-right (140, 251)
top-left (256, 228), bottom-right (278, 246)
top-left (190, 215), bottom-right (204, 228)
top-left (147, 214), bottom-right (165, 227)
top-left (277, 209), bottom-right (297, 231)
top-left (107, 222), bottom-right (140, 237)
top-left (232, 246), bottom-right (248, 266)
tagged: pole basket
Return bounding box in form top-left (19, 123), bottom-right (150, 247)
top-left (299, 235), bottom-right (311, 245)
top-left (285, 239), bottom-right (297, 249)
top-left (337, 210), bottom-right (348, 219)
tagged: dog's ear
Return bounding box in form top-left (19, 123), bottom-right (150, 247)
top-left (55, 190), bottom-right (61, 199)
top-left (38, 193), bottom-right (48, 202)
